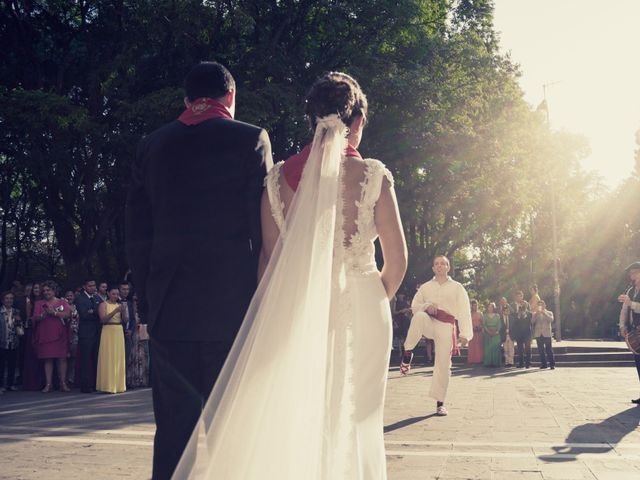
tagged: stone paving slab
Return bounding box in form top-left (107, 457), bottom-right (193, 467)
top-left (0, 364), bottom-right (639, 479)
top-left (384, 364), bottom-right (640, 479)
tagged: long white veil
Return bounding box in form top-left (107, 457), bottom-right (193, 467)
top-left (172, 115), bottom-right (347, 479)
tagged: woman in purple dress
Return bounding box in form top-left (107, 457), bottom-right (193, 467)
top-left (32, 280), bottom-right (71, 392)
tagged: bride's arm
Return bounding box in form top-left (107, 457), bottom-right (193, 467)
top-left (375, 177), bottom-right (408, 299)
top-left (258, 189), bottom-right (280, 281)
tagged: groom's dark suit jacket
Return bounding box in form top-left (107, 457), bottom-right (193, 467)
top-left (125, 117), bottom-right (272, 342)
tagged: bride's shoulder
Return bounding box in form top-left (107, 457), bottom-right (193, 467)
top-left (269, 160), bottom-right (285, 172)
top-left (363, 158), bottom-right (394, 187)
top-left (264, 161), bottom-right (285, 186)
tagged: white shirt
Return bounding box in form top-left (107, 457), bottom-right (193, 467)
top-left (411, 276), bottom-right (473, 341)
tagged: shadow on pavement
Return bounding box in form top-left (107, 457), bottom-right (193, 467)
top-left (384, 413), bottom-right (438, 433)
top-left (0, 388), bottom-right (154, 444)
top-left (538, 406), bottom-right (640, 462)
top-left (450, 365), bottom-right (554, 379)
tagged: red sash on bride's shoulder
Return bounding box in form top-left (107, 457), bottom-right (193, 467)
top-left (177, 98), bottom-right (232, 125)
top-left (434, 309), bottom-right (460, 356)
top-left (282, 142), bottom-right (362, 191)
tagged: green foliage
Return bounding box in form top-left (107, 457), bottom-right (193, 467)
top-left (1, 0), bottom-right (637, 336)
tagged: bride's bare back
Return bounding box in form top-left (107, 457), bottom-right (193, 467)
top-left (261, 154), bottom-right (406, 297)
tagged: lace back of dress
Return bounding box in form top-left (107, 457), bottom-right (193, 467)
top-left (339, 158), bottom-right (368, 249)
top-left (268, 157), bottom-right (380, 250)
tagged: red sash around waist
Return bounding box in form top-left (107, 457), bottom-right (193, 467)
top-left (433, 309), bottom-right (460, 356)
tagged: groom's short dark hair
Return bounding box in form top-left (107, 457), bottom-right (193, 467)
top-left (184, 62), bottom-right (235, 101)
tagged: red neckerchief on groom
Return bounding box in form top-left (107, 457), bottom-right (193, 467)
top-left (282, 143), bottom-right (362, 191)
top-left (177, 97), bottom-right (232, 125)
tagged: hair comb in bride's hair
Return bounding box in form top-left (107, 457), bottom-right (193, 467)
top-left (315, 114), bottom-right (347, 133)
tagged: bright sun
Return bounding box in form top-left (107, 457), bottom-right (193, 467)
top-left (493, 0), bottom-right (640, 188)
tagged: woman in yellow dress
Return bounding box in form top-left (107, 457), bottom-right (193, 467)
top-left (96, 286), bottom-right (126, 393)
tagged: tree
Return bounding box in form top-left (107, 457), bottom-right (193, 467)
top-left (1, 0), bottom-right (619, 340)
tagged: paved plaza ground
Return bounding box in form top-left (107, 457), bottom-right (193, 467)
top-left (1, 355), bottom-right (639, 479)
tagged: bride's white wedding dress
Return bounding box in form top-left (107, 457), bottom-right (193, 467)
top-left (173, 116), bottom-right (394, 479)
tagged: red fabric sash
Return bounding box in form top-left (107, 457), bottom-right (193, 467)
top-left (177, 98), bottom-right (232, 125)
top-left (282, 142), bottom-right (362, 191)
top-left (434, 309), bottom-right (460, 356)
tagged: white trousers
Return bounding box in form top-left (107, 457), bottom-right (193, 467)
top-left (503, 336), bottom-right (515, 365)
top-left (403, 311), bottom-right (453, 402)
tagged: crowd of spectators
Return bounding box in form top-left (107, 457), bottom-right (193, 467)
top-left (0, 277), bottom-right (149, 394)
top-left (392, 284), bottom-right (568, 370)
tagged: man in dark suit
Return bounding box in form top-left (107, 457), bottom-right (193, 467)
top-left (75, 278), bottom-right (102, 393)
top-left (125, 61), bottom-right (273, 480)
top-left (510, 290), bottom-right (532, 368)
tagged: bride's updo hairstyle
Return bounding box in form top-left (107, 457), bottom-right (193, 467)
top-left (305, 72), bottom-right (368, 130)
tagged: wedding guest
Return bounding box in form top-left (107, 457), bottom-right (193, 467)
top-left (498, 296), bottom-right (508, 313)
top-left (64, 290), bottom-right (80, 386)
top-left (129, 295), bottom-right (150, 388)
top-left (76, 279), bottom-right (102, 393)
top-left (0, 291), bottom-right (23, 392)
top-left (618, 261), bottom-right (640, 404)
top-left (424, 338), bottom-right (435, 365)
top-left (532, 300), bottom-right (555, 369)
top-left (25, 283), bottom-right (40, 319)
top-left (467, 299), bottom-right (484, 364)
top-left (119, 281), bottom-right (136, 388)
top-left (413, 283), bottom-right (434, 365)
top-left (10, 280), bottom-right (27, 386)
top-left (529, 284), bottom-right (541, 312)
top-left (482, 302), bottom-right (502, 367)
top-left (510, 290), bottom-right (532, 368)
top-left (391, 293), bottom-right (411, 361)
top-left (96, 286), bottom-right (126, 393)
top-left (22, 282), bottom-right (44, 390)
top-left (33, 280), bottom-right (71, 392)
top-left (501, 303), bottom-right (515, 367)
top-left (97, 282), bottom-right (108, 302)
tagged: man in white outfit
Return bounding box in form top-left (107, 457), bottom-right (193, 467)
top-left (400, 255), bottom-right (472, 416)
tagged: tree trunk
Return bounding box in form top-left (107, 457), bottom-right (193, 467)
top-left (0, 209), bottom-right (8, 290)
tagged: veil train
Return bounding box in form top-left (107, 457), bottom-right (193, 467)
top-left (172, 115), bottom-right (348, 479)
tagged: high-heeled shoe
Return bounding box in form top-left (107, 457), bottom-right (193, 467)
top-left (60, 382), bottom-right (71, 392)
top-left (41, 384), bottom-right (53, 393)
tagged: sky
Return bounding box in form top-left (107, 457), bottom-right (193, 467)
top-left (492, 0), bottom-right (640, 188)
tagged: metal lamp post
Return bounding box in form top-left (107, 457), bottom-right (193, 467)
top-left (542, 81), bottom-right (562, 341)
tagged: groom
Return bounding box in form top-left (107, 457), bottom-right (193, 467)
top-left (126, 61), bottom-right (272, 479)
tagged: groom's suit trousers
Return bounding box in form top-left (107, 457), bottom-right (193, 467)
top-left (150, 338), bottom-right (232, 480)
top-left (404, 311), bottom-right (453, 402)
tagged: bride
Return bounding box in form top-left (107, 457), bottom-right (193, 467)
top-left (173, 72), bottom-right (407, 479)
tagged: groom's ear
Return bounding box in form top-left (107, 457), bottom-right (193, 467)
top-left (225, 89), bottom-right (236, 117)
top-left (225, 89), bottom-right (235, 106)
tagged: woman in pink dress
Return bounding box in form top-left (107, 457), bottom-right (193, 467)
top-left (32, 280), bottom-right (71, 392)
top-left (467, 299), bottom-right (484, 364)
